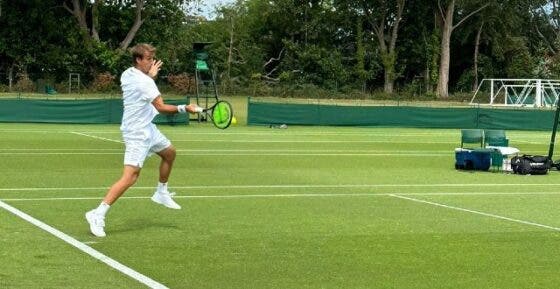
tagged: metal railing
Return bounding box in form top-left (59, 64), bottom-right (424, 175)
top-left (470, 79), bottom-right (560, 107)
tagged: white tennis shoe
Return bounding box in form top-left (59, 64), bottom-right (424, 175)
top-left (151, 191), bottom-right (181, 209)
top-left (85, 210), bottom-right (106, 237)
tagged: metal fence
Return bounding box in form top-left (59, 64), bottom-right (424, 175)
top-left (471, 79), bottom-right (560, 107)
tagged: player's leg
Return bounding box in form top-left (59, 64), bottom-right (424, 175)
top-left (86, 132), bottom-right (150, 237)
top-left (86, 165), bottom-right (141, 237)
top-left (150, 127), bottom-right (181, 209)
top-left (157, 145), bottom-right (176, 184)
top-left (103, 165), bottom-right (142, 205)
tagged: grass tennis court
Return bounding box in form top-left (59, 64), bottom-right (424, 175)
top-left (2, 122), bottom-right (560, 288)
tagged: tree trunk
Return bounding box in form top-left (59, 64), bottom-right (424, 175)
top-left (384, 70), bottom-right (394, 93)
top-left (472, 21), bottom-right (483, 92)
top-left (119, 0), bottom-right (145, 50)
top-left (436, 0), bottom-right (454, 98)
top-left (227, 16), bottom-right (234, 86)
top-left (355, 17), bottom-right (367, 93)
top-left (365, 0), bottom-right (405, 95)
top-left (436, 0), bottom-right (488, 98)
top-left (91, 0), bottom-right (101, 42)
top-left (425, 65), bottom-right (432, 93)
top-left (8, 64), bottom-right (13, 92)
top-left (381, 52), bottom-right (396, 94)
top-left (64, 0), bottom-right (90, 40)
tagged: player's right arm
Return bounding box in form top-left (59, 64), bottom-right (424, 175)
top-left (151, 96), bottom-right (202, 114)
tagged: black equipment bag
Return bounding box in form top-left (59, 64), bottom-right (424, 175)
top-left (511, 155), bottom-right (552, 175)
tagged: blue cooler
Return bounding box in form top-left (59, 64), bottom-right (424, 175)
top-left (455, 148), bottom-right (492, 171)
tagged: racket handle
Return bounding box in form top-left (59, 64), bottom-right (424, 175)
top-left (193, 105), bottom-right (204, 113)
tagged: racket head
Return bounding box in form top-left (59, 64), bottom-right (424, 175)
top-left (210, 100), bottom-right (233, 129)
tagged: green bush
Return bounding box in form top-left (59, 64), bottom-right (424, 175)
top-left (167, 73), bottom-right (195, 94)
top-left (90, 72), bottom-right (118, 92)
top-left (14, 73), bottom-right (35, 92)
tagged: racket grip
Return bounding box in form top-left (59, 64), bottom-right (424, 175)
top-left (188, 104), bottom-right (204, 113)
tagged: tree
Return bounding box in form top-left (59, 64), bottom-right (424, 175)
top-left (435, 0), bottom-right (489, 98)
top-left (363, 0), bottom-right (406, 94)
top-left (0, 0), bottom-right (80, 88)
top-left (336, 0), bottom-right (406, 93)
top-left (63, 0), bottom-right (91, 41)
top-left (119, 0), bottom-right (145, 50)
top-left (63, 0), bottom-right (191, 50)
top-left (355, 17), bottom-right (368, 92)
top-left (466, 0), bottom-right (513, 91)
top-left (221, 0), bottom-right (351, 89)
top-left (2, 0), bottom-right (555, 96)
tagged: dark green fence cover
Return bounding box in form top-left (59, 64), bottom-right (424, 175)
top-left (248, 101), bottom-right (555, 130)
top-left (0, 98), bottom-right (189, 125)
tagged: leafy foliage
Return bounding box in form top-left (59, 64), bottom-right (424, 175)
top-left (167, 73), bottom-right (196, 93)
top-left (90, 72), bottom-right (117, 92)
top-left (2, 0), bottom-right (560, 96)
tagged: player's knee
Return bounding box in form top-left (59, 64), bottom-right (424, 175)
top-left (121, 169), bottom-right (140, 187)
top-left (128, 173), bottom-right (139, 186)
top-left (169, 147), bottom-right (176, 160)
top-left (163, 146), bottom-right (176, 161)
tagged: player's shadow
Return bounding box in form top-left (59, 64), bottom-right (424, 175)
top-left (108, 218), bottom-right (180, 234)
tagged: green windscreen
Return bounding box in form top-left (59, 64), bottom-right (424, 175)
top-left (247, 100), bottom-right (555, 130)
top-left (0, 98), bottom-right (189, 125)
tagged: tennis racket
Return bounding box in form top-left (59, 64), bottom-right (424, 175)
top-left (202, 100), bottom-right (233, 129)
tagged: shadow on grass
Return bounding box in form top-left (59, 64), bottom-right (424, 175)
top-left (108, 217), bottom-right (180, 234)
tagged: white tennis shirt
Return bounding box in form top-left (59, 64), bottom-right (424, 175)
top-left (120, 67), bottom-right (160, 132)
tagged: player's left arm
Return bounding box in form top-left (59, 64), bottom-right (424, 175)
top-left (151, 96), bottom-right (201, 114)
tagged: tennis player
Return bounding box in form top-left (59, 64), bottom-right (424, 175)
top-left (86, 43), bottom-right (202, 237)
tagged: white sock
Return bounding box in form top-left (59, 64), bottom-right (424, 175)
top-left (95, 202), bottom-right (110, 217)
top-left (157, 182), bottom-right (168, 193)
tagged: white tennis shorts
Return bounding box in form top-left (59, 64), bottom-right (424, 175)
top-left (122, 124), bottom-right (171, 168)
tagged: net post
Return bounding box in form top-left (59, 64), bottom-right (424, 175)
top-left (548, 99), bottom-right (560, 159)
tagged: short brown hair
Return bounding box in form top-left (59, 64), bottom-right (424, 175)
top-left (130, 43), bottom-right (156, 64)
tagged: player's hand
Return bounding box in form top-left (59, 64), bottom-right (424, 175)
top-left (186, 104), bottom-right (204, 113)
top-left (148, 59), bottom-right (163, 78)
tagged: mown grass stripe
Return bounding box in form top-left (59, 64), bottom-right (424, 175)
top-left (0, 200), bottom-right (169, 289)
top-left (3, 191), bottom-right (560, 202)
top-left (1, 183), bottom-right (560, 192)
top-left (390, 194), bottom-right (560, 232)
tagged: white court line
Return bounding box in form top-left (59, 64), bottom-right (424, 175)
top-left (1, 129), bottom-right (550, 143)
top-left (0, 148), bottom-right (449, 153)
top-left (70, 131), bottom-right (123, 144)
top-left (0, 127), bottom-right (545, 136)
top-left (2, 194), bottom-right (384, 202)
top-left (390, 194), bottom-right (560, 232)
top-left (0, 153), bottom-right (123, 155)
top-left (171, 139), bottom-right (455, 144)
top-left (61, 131), bottom-right (452, 154)
top-left (1, 183), bottom-right (560, 192)
top-left (3, 129), bottom-right (462, 137)
top-left (0, 152), bottom-right (449, 156)
top-left (66, 129), bottom-right (547, 145)
top-left (4, 191), bottom-right (560, 202)
top-left (0, 200), bottom-right (168, 289)
top-left (70, 133), bottom-right (455, 144)
top-left (0, 148), bottom-right (122, 151)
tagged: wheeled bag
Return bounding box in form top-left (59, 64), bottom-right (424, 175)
top-left (511, 155), bottom-right (552, 175)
